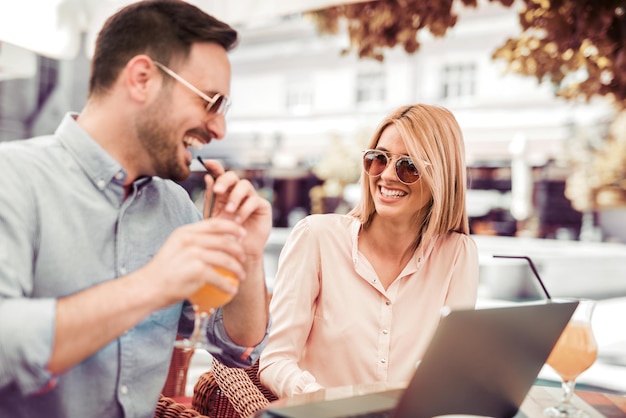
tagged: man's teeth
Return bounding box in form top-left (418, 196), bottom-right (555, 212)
top-left (381, 186), bottom-right (407, 198)
top-left (183, 136), bottom-right (204, 150)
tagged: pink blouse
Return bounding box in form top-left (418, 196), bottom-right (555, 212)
top-left (259, 214), bottom-right (479, 398)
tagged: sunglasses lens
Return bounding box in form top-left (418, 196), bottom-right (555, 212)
top-left (396, 159), bottom-right (420, 184)
top-left (207, 95), bottom-right (224, 114)
top-left (363, 151), bottom-right (388, 177)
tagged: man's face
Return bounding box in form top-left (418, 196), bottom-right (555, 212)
top-left (136, 42), bottom-right (232, 181)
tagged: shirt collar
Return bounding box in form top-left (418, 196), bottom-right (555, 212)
top-left (55, 113), bottom-right (128, 190)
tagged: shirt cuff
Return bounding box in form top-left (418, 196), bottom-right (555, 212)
top-left (0, 298), bottom-right (56, 395)
top-left (206, 308), bottom-right (271, 369)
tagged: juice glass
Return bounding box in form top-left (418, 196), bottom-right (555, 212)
top-left (176, 267), bottom-right (239, 352)
top-left (189, 267), bottom-right (239, 314)
top-left (176, 156), bottom-right (241, 352)
top-left (544, 299), bottom-right (597, 417)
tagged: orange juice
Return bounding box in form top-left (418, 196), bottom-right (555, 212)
top-left (189, 267), bottom-right (239, 313)
top-left (546, 321), bottom-right (598, 382)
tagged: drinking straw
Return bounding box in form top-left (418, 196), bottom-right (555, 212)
top-left (492, 255), bottom-right (552, 301)
top-left (197, 156), bottom-right (217, 218)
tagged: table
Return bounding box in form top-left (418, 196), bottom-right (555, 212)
top-left (256, 383), bottom-right (626, 417)
top-left (520, 386), bottom-right (626, 417)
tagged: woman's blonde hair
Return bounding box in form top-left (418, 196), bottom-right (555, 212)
top-left (349, 104), bottom-right (469, 249)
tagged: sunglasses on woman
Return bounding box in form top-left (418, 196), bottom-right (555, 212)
top-left (362, 149), bottom-right (424, 185)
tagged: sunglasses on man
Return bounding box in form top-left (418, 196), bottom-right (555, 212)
top-left (153, 60), bottom-right (231, 116)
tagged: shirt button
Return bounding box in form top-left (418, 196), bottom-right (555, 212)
top-left (115, 172), bottom-right (124, 180)
top-left (386, 301), bottom-right (391, 306)
top-left (382, 329), bottom-right (389, 334)
top-left (120, 385), bottom-right (129, 395)
top-left (97, 179), bottom-right (106, 189)
top-left (372, 279), bottom-right (377, 284)
top-left (380, 358), bottom-right (387, 364)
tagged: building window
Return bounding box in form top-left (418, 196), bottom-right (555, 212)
top-left (356, 71), bottom-right (385, 105)
top-left (441, 63), bottom-right (476, 99)
top-left (286, 76), bottom-right (313, 115)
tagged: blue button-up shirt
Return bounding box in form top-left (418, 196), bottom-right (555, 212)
top-left (0, 114), bottom-right (268, 418)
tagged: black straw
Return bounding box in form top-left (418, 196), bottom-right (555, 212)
top-left (196, 156), bottom-right (217, 218)
top-left (492, 255), bottom-right (552, 301)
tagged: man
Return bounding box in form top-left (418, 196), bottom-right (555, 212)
top-left (0, 1), bottom-right (271, 417)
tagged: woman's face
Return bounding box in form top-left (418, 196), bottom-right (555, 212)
top-left (368, 125), bottom-right (432, 222)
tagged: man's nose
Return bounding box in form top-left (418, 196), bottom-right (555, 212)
top-left (205, 113), bottom-right (226, 140)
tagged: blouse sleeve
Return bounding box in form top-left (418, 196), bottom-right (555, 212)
top-left (444, 234), bottom-right (480, 310)
top-left (258, 218), bottom-right (324, 398)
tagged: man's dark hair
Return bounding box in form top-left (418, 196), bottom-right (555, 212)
top-left (89, 0), bottom-right (238, 96)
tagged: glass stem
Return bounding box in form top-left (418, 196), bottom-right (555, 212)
top-left (561, 379), bottom-right (576, 405)
top-left (192, 310), bottom-right (209, 343)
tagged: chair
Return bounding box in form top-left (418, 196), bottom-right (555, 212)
top-left (192, 358), bottom-right (278, 418)
top-left (155, 394), bottom-right (208, 418)
top-left (162, 345), bottom-right (195, 398)
top-left (155, 345), bottom-right (207, 418)
top-left (192, 293), bottom-right (276, 417)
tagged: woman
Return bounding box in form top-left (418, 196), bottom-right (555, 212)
top-left (258, 104), bottom-right (479, 398)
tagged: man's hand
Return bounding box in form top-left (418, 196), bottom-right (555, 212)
top-left (141, 218), bottom-right (248, 308)
top-left (200, 159), bottom-right (273, 259)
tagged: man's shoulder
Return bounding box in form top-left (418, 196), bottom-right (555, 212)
top-left (0, 135), bottom-right (57, 152)
top-left (0, 136), bottom-right (59, 171)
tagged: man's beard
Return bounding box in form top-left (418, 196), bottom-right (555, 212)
top-left (135, 98), bottom-right (189, 182)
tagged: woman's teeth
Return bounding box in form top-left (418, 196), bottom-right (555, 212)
top-left (380, 186), bottom-right (407, 198)
top-left (183, 136), bottom-right (204, 150)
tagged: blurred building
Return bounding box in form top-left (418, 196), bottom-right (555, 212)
top-left (0, 1), bottom-right (615, 234)
top-left (215, 1), bottom-right (614, 234)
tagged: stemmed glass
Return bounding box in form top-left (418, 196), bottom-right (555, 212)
top-left (544, 299), bottom-right (598, 417)
top-left (175, 268), bottom-right (239, 352)
top-left (491, 256), bottom-right (598, 418)
top-left (175, 157), bottom-right (240, 352)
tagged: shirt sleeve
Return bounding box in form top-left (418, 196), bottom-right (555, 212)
top-left (0, 153), bottom-right (56, 396)
top-left (258, 218), bottom-right (324, 398)
top-left (178, 301), bottom-right (270, 369)
top-left (0, 299), bottom-right (56, 395)
top-left (444, 234), bottom-right (480, 309)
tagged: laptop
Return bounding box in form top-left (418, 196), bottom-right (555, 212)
top-left (258, 301), bottom-right (578, 418)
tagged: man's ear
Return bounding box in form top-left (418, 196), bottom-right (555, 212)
top-left (124, 55), bottom-right (159, 103)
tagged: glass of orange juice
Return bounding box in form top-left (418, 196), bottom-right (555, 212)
top-left (175, 157), bottom-right (242, 351)
top-left (175, 267), bottom-right (239, 352)
top-left (189, 267), bottom-right (239, 313)
top-left (544, 299), bottom-right (597, 417)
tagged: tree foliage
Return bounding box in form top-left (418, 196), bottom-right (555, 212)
top-left (308, 0), bottom-right (514, 61)
top-left (493, 0), bottom-right (626, 109)
top-left (309, 0), bottom-right (626, 109)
